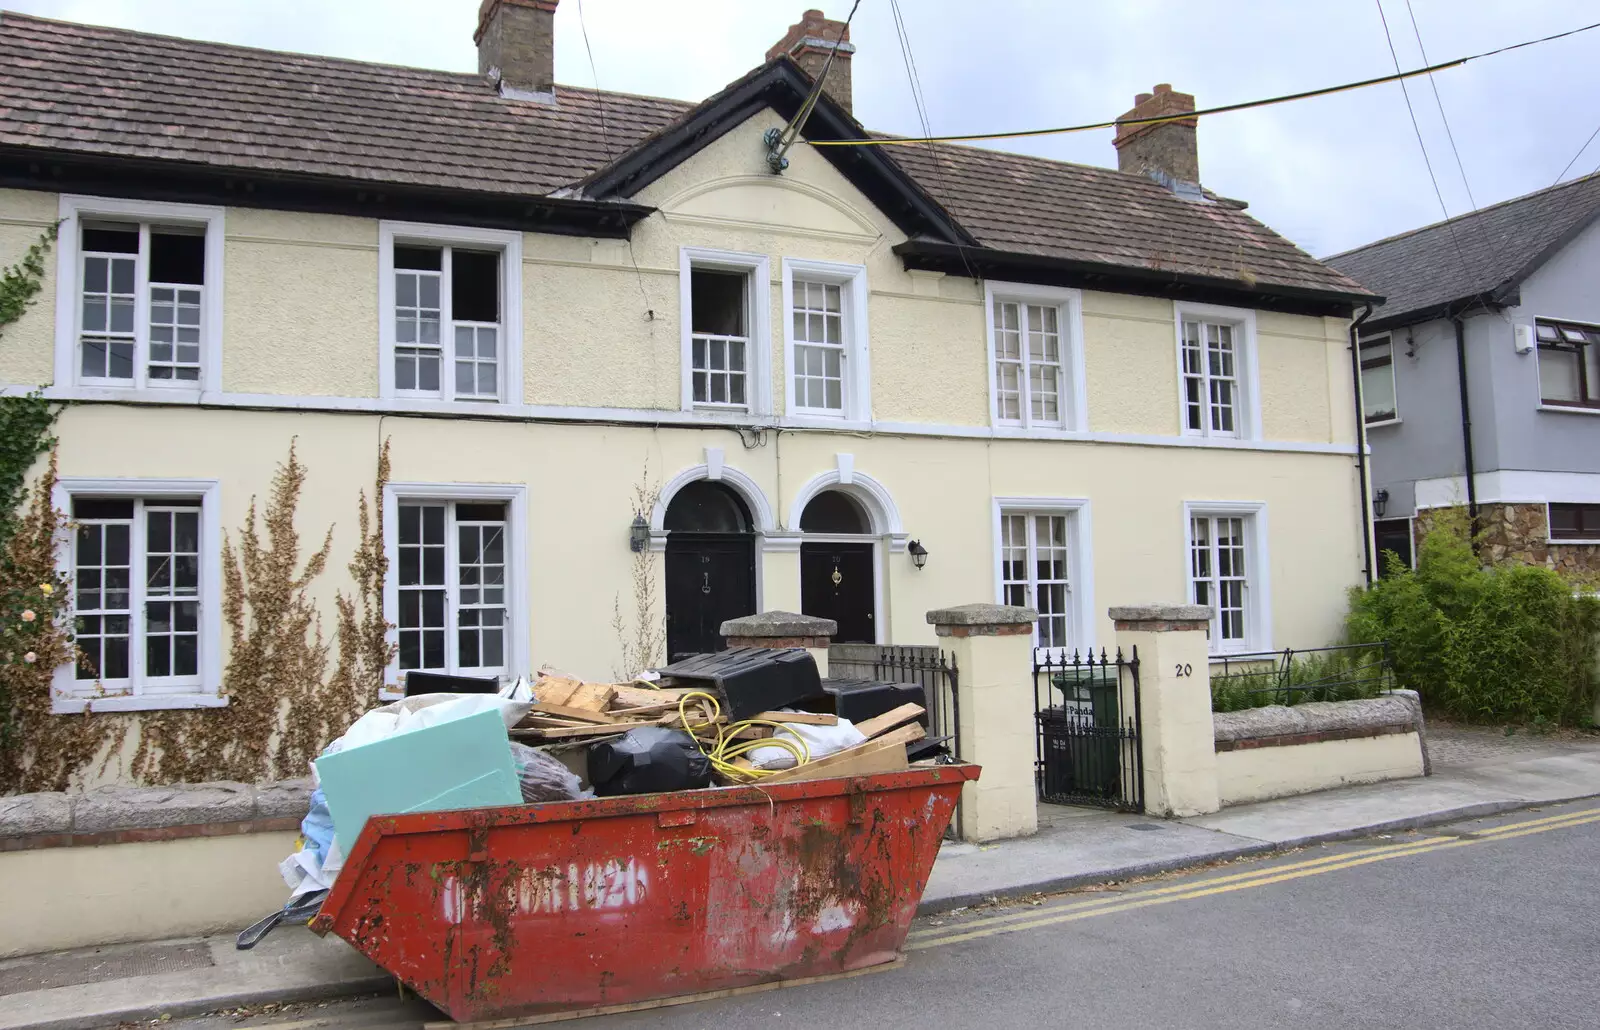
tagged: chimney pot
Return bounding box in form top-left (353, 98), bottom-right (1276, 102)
top-left (476, 0), bottom-right (559, 96)
top-left (1113, 83), bottom-right (1200, 188)
top-left (766, 9), bottom-right (856, 115)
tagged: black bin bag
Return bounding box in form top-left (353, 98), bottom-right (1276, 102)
top-left (588, 727), bottom-right (712, 797)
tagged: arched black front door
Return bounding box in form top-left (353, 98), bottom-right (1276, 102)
top-left (799, 490), bottom-right (876, 644)
top-left (664, 481), bottom-right (757, 661)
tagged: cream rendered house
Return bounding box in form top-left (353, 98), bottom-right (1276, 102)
top-left (0, 6), bottom-right (1377, 716)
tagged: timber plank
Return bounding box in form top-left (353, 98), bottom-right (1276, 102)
top-left (852, 703), bottom-right (925, 739)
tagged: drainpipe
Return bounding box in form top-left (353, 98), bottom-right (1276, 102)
top-left (1452, 314), bottom-right (1480, 550)
top-left (1349, 303), bottom-right (1376, 586)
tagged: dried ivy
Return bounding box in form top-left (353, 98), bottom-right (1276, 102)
top-left (135, 442), bottom-right (334, 783)
top-left (328, 439), bottom-right (395, 728)
top-left (0, 453), bottom-right (126, 792)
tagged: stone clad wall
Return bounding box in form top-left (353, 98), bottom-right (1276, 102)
top-left (1417, 504), bottom-right (1600, 579)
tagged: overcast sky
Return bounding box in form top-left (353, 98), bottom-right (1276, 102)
top-left (8, 0), bottom-right (1598, 257)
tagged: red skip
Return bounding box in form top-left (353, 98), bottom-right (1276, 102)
top-left (311, 764), bottom-right (979, 1023)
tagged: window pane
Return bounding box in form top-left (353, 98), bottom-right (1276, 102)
top-left (150, 231), bottom-right (205, 285)
top-left (690, 269), bottom-right (747, 336)
top-left (1362, 362), bottom-right (1397, 421)
top-left (452, 249), bottom-right (500, 323)
top-left (1540, 348), bottom-right (1581, 403)
top-left (1587, 343), bottom-right (1600, 403)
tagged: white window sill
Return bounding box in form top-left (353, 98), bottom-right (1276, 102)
top-left (1538, 404), bottom-right (1600, 417)
top-left (51, 692), bottom-right (229, 715)
top-left (1548, 538), bottom-right (1600, 546)
top-left (64, 385), bottom-right (207, 404)
top-left (1365, 417), bottom-right (1402, 428)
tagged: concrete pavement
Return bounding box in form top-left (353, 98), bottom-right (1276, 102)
top-left (6, 726), bottom-right (1599, 1030)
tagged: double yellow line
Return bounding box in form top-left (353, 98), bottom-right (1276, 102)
top-left (910, 805), bottom-right (1600, 950)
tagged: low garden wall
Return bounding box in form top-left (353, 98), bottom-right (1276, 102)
top-left (1212, 691), bottom-right (1428, 807)
top-left (0, 781), bottom-right (307, 957)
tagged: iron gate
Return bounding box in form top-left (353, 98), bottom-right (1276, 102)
top-left (828, 643), bottom-right (963, 835)
top-left (1033, 646), bottom-right (1143, 812)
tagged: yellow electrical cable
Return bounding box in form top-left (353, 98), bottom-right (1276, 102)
top-left (676, 691), bottom-right (810, 782)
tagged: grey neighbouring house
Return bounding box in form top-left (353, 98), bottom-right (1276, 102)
top-left (1325, 174), bottom-right (1600, 577)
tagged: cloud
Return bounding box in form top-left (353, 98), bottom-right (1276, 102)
top-left (8, 0), bottom-right (1597, 256)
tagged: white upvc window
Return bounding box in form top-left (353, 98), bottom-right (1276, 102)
top-left (1359, 334), bottom-right (1398, 424)
top-left (679, 247), bottom-right (772, 415)
top-left (1175, 302), bottom-right (1259, 440)
top-left (993, 497), bottom-right (1093, 653)
top-left (984, 282), bottom-right (1086, 431)
top-left (783, 258), bottom-right (871, 421)
top-left (382, 483), bottom-right (528, 694)
top-left (51, 479), bottom-right (225, 714)
top-left (54, 196), bottom-right (224, 394)
top-left (1184, 501), bottom-right (1270, 654)
top-left (378, 222), bottom-right (523, 405)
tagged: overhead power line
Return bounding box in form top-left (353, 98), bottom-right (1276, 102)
top-left (808, 19), bottom-right (1600, 148)
top-left (1373, 0), bottom-right (1476, 285)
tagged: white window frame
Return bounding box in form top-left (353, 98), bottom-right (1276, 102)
top-left (381, 482), bottom-right (529, 698)
top-left (1174, 301), bottom-right (1260, 441)
top-left (679, 247), bottom-right (772, 416)
top-left (1359, 333), bottom-right (1400, 426)
top-left (378, 221), bottom-right (524, 406)
top-left (1183, 500), bottom-right (1271, 655)
top-left (782, 258), bottom-right (870, 422)
top-left (50, 478), bottom-right (225, 714)
top-left (54, 195), bottom-right (225, 396)
top-left (984, 281), bottom-right (1087, 433)
top-left (992, 497), bottom-right (1094, 655)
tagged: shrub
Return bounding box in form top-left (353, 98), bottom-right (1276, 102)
top-left (1347, 511), bottom-right (1600, 726)
top-left (1211, 647), bottom-right (1389, 713)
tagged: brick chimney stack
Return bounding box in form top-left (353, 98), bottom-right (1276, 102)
top-left (1113, 84), bottom-right (1200, 186)
top-left (476, 0), bottom-right (559, 97)
top-left (766, 9), bottom-right (856, 115)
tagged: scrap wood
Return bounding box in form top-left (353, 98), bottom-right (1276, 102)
top-left (566, 682), bottom-right (618, 712)
top-left (512, 723), bottom-right (635, 741)
top-left (759, 739), bottom-right (911, 785)
top-left (852, 703), bottom-right (925, 739)
top-left (529, 702), bottom-right (620, 725)
top-left (752, 711), bottom-right (838, 726)
top-left (759, 722), bottom-right (925, 785)
top-left (611, 684), bottom-right (692, 709)
top-left (531, 675), bottom-right (585, 707)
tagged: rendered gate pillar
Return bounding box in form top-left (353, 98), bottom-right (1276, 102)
top-left (928, 603), bottom-right (1039, 842)
top-left (1109, 604), bottom-right (1220, 817)
top-left (721, 611), bottom-right (835, 676)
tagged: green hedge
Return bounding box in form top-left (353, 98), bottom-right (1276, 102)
top-left (1347, 511), bottom-right (1600, 726)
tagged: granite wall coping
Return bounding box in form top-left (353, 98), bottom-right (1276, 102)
top-left (1, 779), bottom-right (313, 840)
top-left (1213, 691), bottom-right (1423, 744)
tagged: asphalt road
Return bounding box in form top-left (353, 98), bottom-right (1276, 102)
top-left (147, 799), bottom-right (1600, 1030)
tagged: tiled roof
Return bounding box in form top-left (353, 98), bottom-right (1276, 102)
top-left (885, 140), bottom-right (1370, 296)
top-left (1324, 173), bottom-right (1600, 325)
top-left (0, 12), bottom-right (691, 196)
top-left (0, 11), bottom-right (1368, 302)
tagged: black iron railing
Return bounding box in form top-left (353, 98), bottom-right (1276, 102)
top-left (1033, 647), bottom-right (1143, 812)
top-left (1209, 642), bottom-right (1393, 713)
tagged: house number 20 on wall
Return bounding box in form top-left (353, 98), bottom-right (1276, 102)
top-left (1174, 663), bottom-right (1192, 677)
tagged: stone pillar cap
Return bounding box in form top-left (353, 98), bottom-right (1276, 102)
top-left (721, 610), bottom-right (837, 637)
top-left (926, 603), bottom-right (1038, 626)
top-left (1109, 603), bottom-right (1212, 621)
